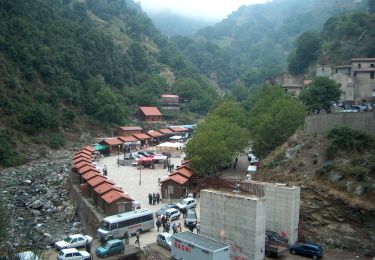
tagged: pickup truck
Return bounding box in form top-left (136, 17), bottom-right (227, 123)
top-left (264, 230), bottom-right (289, 257)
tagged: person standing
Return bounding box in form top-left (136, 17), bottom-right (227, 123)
top-left (124, 230), bottom-right (130, 244)
top-left (196, 222), bottom-right (200, 234)
top-left (148, 193), bottom-right (152, 205)
top-left (135, 231), bottom-right (140, 247)
top-left (172, 223), bottom-right (177, 234)
top-left (165, 221), bottom-right (170, 233)
top-left (152, 193), bottom-right (156, 205)
top-left (177, 223), bottom-right (182, 233)
top-left (156, 193), bottom-right (160, 204)
top-left (156, 218), bottom-right (161, 232)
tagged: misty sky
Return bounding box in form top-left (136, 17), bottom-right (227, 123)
top-left (139, 0), bottom-right (270, 21)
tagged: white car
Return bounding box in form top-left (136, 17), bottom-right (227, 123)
top-left (165, 208), bottom-right (181, 221)
top-left (54, 234), bottom-right (93, 250)
top-left (176, 198), bottom-right (197, 212)
top-left (57, 248), bottom-right (90, 260)
top-left (157, 233), bottom-right (172, 251)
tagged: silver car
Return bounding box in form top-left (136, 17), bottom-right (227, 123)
top-left (157, 233), bottom-right (172, 251)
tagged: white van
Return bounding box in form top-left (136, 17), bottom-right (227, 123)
top-left (96, 209), bottom-right (154, 240)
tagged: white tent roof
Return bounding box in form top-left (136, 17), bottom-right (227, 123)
top-left (170, 135), bottom-right (182, 140)
top-left (157, 142), bottom-right (184, 148)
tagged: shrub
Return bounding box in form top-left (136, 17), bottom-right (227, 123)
top-left (325, 127), bottom-right (374, 158)
top-left (49, 133), bottom-right (65, 149)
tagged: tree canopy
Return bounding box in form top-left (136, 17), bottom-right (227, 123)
top-left (299, 77), bottom-right (341, 112)
top-left (248, 86), bottom-right (306, 157)
top-left (185, 101), bottom-right (248, 175)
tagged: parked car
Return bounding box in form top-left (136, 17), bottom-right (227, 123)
top-left (290, 242), bottom-right (324, 259)
top-left (57, 248), bottom-right (91, 260)
top-left (157, 233), bottom-right (172, 251)
top-left (176, 198), bottom-right (197, 213)
top-left (54, 234), bottom-right (93, 250)
top-left (184, 208), bottom-right (198, 228)
top-left (165, 208), bottom-right (181, 221)
top-left (266, 230), bottom-right (288, 245)
top-left (155, 204), bottom-right (180, 217)
top-left (96, 239), bottom-right (125, 258)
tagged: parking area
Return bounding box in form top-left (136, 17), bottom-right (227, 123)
top-left (44, 150), bottom-right (199, 259)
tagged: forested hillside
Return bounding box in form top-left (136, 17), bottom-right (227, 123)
top-left (0, 0), bottom-right (218, 166)
top-left (289, 11), bottom-right (375, 74)
top-left (171, 0), bottom-right (367, 89)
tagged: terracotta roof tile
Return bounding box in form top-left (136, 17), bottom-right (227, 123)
top-left (73, 161), bottom-right (92, 169)
top-left (119, 126), bottom-right (142, 131)
top-left (73, 153), bottom-right (91, 160)
top-left (75, 149), bottom-right (92, 156)
top-left (146, 131), bottom-right (163, 137)
top-left (82, 146), bottom-right (95, 152)
top-left (94, 183), bottom-right (112, 195)
top-left (171, 167), bottom-right (193, 178)
top-left (73, 157), bottom-right (91, 165)
top-left (159, 128), bottom-right (173, 134)
top-left (170, 174), bottom-right (188, 185)
top-left (139, 106), bottom-right (162, 116)
top-left (100, 138), bottom-right (123, 146)
top-left (77, 165), bottom-right (97, 175)
top-left (87, 176), bottom-right (107, 187)
top-left (169, 126), bottom-right (188, 132)
top-left (81, 170), bottom-right (99, 181)
top-left (101, 190), bottom-right (133, 204)
top-left (118, 136), bottom-right (138, 142)
top-left (132, 133), bottom-right (151, 140)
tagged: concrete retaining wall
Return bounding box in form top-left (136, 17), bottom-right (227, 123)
top-left (67, 173), bottom-right (104, 235)
top-left (200, 189), bottom-right (266, 260)
top-left (304, 112), bottom-right (375, 135)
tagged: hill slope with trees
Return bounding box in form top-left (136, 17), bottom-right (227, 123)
top-left (170, 0), bottom-right (367, 89)
top-left (0, 0), bottom-right (219, 166)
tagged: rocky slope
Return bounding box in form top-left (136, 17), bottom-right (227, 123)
top-left (255, 130), bottom-right (375, 257)
top-left (0, 149), bottom-right (83, 255)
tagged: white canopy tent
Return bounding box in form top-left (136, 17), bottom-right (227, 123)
top-left (156, 142), bottom-right (184, 156)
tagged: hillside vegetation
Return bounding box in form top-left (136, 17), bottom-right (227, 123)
top-left (170, 0), bottom-right (367, 89)
top-left (0, 0), bottom-right (218, 166)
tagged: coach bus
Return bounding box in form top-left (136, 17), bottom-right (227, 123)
top-left (97, 209), bottom-right (154, 240)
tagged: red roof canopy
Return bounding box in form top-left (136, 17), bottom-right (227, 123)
top-left (146, 131), bottom-right (163, 137)
top-left (139, 106), bottom-right (162, 116)
top-left (118, 136), bottom-right (138, 142)
top-left (119, 126), bottom-right (142, 131)
top-left (73, 153), bottom-right (91, 160)
top-left (169, 126), bottom-right (188, 132)
top-left (101, 138), bottom-right (123, 146)
top-left (81, 170), bottom-right (99, 181)
top-left (159, 128), bottom-right (173, 134)
top-left (73, 161), bottom-right (92, 169)
top-left (73, 157), bottom-right (91, 165)
top-left (170, 174), bottom-right (188, 185)
top-left (82, 146), bottom-right (95, 152)
top-left (77, 165), bottom-right (97, 175)
top-left (132, 133), bottom-right (151, 140)
top-left (101, 190), bottom-right (133, 204)
top-left (171, 167), bottom-right (193, 178)
top-left (87, 176), bottom-right (107, 187)
top-left (75, 149), bottom-right (92, 156)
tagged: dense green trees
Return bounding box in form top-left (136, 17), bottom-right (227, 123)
top-left (248, 86), bottom-right (306, 157)
top-left (288, 31), bottom-right (321, 75)
top-left (186, 101), bottom-right (248, 175)
top-left (299, 77), bottom-right (341, 112)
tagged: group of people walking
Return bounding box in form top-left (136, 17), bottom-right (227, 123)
top-left (155, 215), bottom-right (183, 234)
top-left (148, 192), bottom-right (160, 205)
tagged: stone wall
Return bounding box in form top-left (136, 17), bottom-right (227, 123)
top-left (304, 112), bottom-right (375, 136)
top-left (67, 173), bottom-right (104, 235)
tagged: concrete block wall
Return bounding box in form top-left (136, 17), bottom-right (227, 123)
top-left (200, 189), bottom-right (266, 260)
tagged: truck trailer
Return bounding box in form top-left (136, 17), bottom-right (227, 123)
top-left (171, 232), bottom-right (230, 260)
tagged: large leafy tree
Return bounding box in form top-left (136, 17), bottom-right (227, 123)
top-left (299, 77), bottom-right (341, 112)
top-left (186, 101), bottom-right (248, 175)
top-left (248, 86), bottom-right (306, 157)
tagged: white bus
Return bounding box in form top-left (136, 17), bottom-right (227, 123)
top-left (97, 209), bottom-right (154, 240)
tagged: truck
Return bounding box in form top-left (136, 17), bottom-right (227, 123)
top-left (264, 230), bottom-right (289, 257)
top-left (171, 232), bottom-right (230, 260)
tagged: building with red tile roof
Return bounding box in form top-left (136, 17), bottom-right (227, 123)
top-left (101, 190), bottom-right (134, 215)
top-left (161, 162), bottom-right (195, 199)
top-left (159, 128), bottom-right (173, 134)
top-left (74, 149), bottom-right (92, 157)
top-left (117, 126), bottom-right (142, 136)
top-left (169, 126), bottom-right (188, 132)
top-left (73, 157), bottom-right (92, 165)
top-left (137, 106), bottom-right (162, 122)
top-left (99, 138), bottom-right (123, 155)
top-left (81, 170), bottom-right (99, 182)
top-left (146, 130), bottom-right (163, 138)
top-left (73, 153), bottom-right (91, 160)
top-left (76, 165), bottom-right (97, 175)
top-left (118, 136), bottom-right (138, 143)
top-left (73, 160), bottom-right (92, 170)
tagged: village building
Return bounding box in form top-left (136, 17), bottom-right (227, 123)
top-left (137, 106), bottom-right (162, 123)
top-left (161, 94), bottom-right (179, 111)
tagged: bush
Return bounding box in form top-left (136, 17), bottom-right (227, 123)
top-left (325, 127), bottom-right (374, 158)
top-left (49, 133), bottom-right (65, 149)
top-left (0, 129), bottom-right (25, 167)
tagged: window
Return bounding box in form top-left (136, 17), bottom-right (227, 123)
top-left (110, 223), bottom-right (117, 230)
top-left (358, 63), bottom-right (361, 68)
top-left (141, 214), bottom-right (153, 222)
top-left (371, 72), bottom-right (374, 79)
top-left (371, 64), bottom-right (374, 67)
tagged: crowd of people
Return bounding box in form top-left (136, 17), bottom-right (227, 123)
top-left (148, 192), bottom-right (160, 205)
